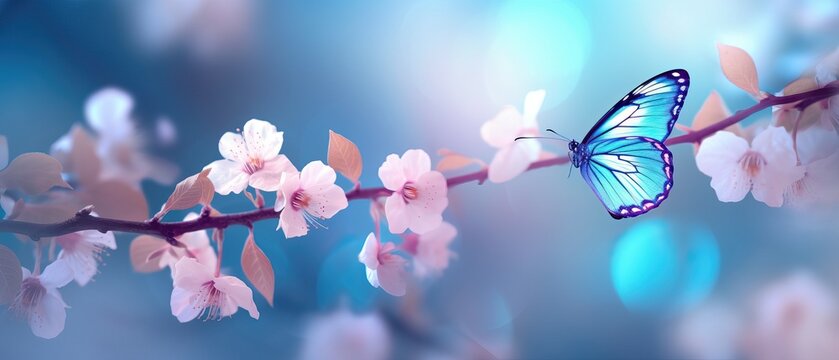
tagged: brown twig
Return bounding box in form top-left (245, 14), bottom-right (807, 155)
top-left (0, 83), bottom-right (836, 241)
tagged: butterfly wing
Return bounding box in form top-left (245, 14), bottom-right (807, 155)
top-left (580, 137), bottom-right (674, 219)
top-left (577, 69), bottom-right (688, 219)
top-left (581, 69), bottom-right (689, 144)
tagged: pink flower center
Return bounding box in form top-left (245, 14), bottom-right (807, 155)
top-left (291, 190), bottom-right (310, 211)
top-left (11, 277), bottom-right (45, 318)
top-left (402, 183), bottom-right (419, 202)
top-left (401, 233), bottom-right (420, 255)
top-left (739, 151), bottom-right (766, 178)
top-left (785, 169), bottom-right (810, 201)
top-left (56, 233), bottom-right (82, 251)
top-left (193, 281), bottom-right (226, 321)
top-left (242, 157), bottom-right (265, 175)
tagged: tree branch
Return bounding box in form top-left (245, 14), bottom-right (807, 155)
top-left (666, 83), bottom-right (839, 145)
top-left (0, 83), bottom-right (836, 240)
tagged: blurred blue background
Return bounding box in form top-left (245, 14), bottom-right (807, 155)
top-left (1, 0), bottom-right (838, 358)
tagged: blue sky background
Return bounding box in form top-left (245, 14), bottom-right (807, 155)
top-left (1, 0), bottom-right (838, 358)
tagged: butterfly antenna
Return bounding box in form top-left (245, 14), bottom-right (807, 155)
top-left (545, 129), bottom-right (570, 141)
top-left (514, 135), bottom-right (567, 142)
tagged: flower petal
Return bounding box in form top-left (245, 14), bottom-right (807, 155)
top-left (218, 132), bottom-right (248, 163)
top-left (29, 291), bottom-right (67, 339)
top-left (173, 258), bottom-right (213, 290)
top-left (81, 230), bottom-right (117, 250)
top-left (376, 254), bottom-right (408, 296)
top-left (242, 119), bottom-right (284, 160)
top-left (358, 233), bottom-right (380, 270)
top-left (366, 267), bottom-right (380, 288)
top-left (299, 161), bottom-right (337, 190)
top-left (170, 286), bottom-right (201, 323)
top-left (307, 185), bottom-right (348, 219)
top-left (384, 194), bottom-right (409, 234)
top-left (400, 149), bottom-right (431, 182)
top-left (696, 131), bottom-right (751, 203)
top-left (415, 221), bottom-right (457, 277)
top-left (249, 155), bottom-right (296, 192)
top-left (204, 159), bottom-right (249, 195)
top-left (751, 127), bottom-right (805, 207)
top-left (85, 87), bottom-right (134, 139)
top-left (277, 171), bottom-right (301, 209)
top-left (279, 207), bottom-right (308, 238)
top-left (378, 154), bottom-right (407, 191)
top-left (481, 106), bottom-right (523, 148)
top-left (214, 275), bottom-right (260, 320)
top-left (522, 89), bottom-right (546, 127)
top-left (39, 260), bottom-right (74, 289)
top-left (403, 171), bottom-right (448, 233)
top-left (58, 247), bottom-right (97, 286)
top-left (488, 140), bottom-right (541, 183)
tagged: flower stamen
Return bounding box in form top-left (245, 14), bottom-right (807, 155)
top-left (739, 151), bottom-right (766, 178)
top-left (402, 183), bottom-right (419, 202)
top-left (10, 278), bottom-right (46, 318)
top-left (194, 281), bottom-right (225, 321)
top-left (242, 157), bottom-right (265, 175)
top-left (291, 190), bottom-right (310, 210)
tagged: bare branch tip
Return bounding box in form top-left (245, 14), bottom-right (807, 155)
top-left (76, 205), bottom-right (95, 217)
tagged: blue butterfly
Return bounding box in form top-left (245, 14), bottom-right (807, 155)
top-left (567, 69), bottom-right (689, 219)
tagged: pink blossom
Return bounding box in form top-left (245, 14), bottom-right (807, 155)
top-left (81, 87), bottom-right (178, 186)
top-left (204, 119), bottom-right (297, 195)
top-left (672, 301), bottom-right (741, 360)
top-left (299, 307), bottom-right (390, 360)
top-left (158, 213), bottom-right (217, 271)
top-left (696, 127), bottom-right (805, 207)
top-left (746, 272), bottom-right (839, 360)
top-left (377, 149), bottom-right (448, 234)
top-left (785, 122), bottom-right (839, 205)
top-left (358, 233), bottom-right (408, 296)
top-left (480, 90), bottom-right (545, 183)
top-left (275, 161), bottom-right (348, 238)
top-left (169, 258), bottom-right (259, 322)
top-left (11, 260), bottom-right (73, 339)
top-left (56, 229), bottom-right (116, 286)
top-left (403, 222), bottom-right (457, 278)
top-left (130, 0), bottom-right (253, 60)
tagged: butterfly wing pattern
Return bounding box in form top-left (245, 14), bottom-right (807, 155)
top-left (578, 69), bottom-right (689, 219)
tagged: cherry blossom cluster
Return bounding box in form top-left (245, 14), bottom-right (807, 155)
top-left (691, 45), bottom-right (839, 208)
top-left (0, 43), bottom-right (837, 340)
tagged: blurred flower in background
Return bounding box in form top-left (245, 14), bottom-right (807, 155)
top-left (298, 307), bottom-right (391, 360)
top-left (128, 0), bottom-right (254, 61)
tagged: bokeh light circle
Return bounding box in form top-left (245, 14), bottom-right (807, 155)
top-left (485, 0), bottom-right (591, 110)
top-left (610, 219), bottom-right (720, 313)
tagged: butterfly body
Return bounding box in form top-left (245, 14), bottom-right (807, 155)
top-left (571, 69), bottom-right (689, 219)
